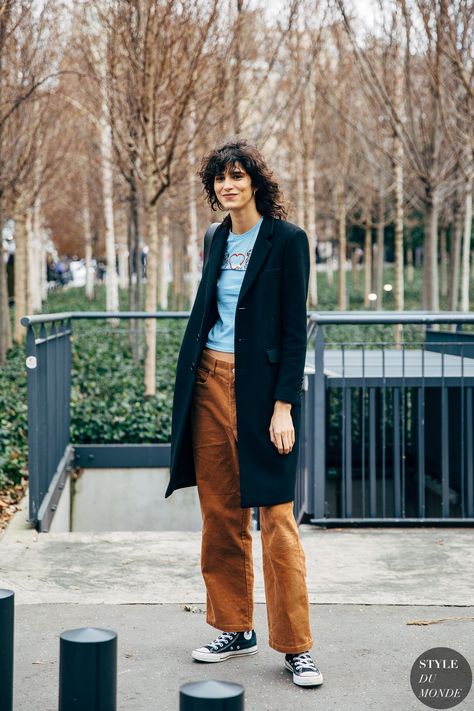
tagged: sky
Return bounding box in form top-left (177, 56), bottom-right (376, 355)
top-left (40, 0), bottom-right (388, 39)
top-left (256, 0), bottom-right (386, 36)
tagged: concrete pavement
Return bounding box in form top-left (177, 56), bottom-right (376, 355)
top-left (1, 494), bottom-right (474, 710)
top-left (11, 602), bottom-right (474, 711)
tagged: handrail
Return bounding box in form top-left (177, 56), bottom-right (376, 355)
top-left (21, 311), bottom-right (190, 326)
top-left (22, 309), bottom-right (474, 328)
top-left (308, 311), bottom-right (474, 325)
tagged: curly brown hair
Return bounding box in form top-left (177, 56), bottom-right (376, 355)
top-left (198, 138), bottom-right (288, 222)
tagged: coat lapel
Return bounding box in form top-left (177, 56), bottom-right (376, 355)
top-left (237, 215), bottom-right (273, 306)
top-left (202, 215), bottom-right (274, 316)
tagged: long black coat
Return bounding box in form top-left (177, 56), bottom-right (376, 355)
top-left (165, 215), bottom-right (310, 507)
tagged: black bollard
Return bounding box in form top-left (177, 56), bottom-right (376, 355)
top-left (58, 627), bottom-right (117, 711)
top-left (180, 680), bottom-right (244, 710)
top-left (0, 589), bottom-right (14, 711)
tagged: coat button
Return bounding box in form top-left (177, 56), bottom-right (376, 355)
top-left (190, 362), bottom-right (195, 371)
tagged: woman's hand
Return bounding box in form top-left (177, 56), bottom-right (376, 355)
top-left (269, 400), bottom-right (294, 454)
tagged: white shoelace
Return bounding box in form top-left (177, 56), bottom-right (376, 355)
top-left (208, 631), bottom-right (238, 651)
top-left (292, 652), bottom-right (319, 672)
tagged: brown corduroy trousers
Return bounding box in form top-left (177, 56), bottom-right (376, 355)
top-left (190, 347), bottom-right (313, 654)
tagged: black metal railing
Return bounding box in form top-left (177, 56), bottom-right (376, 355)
top-left (25, 317), bottom-right (73, 528)
top-left (304, 312), bottom-right (474, 525)
top-left (21, 312), bottom-right (188, 530)
top-left (22, 310), bottom-right (474, 531)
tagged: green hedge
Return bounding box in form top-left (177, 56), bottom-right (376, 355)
top-left (42, 286), bottom-right (185, 445)
top-left (1, 285), bottom-right (186, 489)
top-left (0, 343), bottom-right (28, 490)
top-left (68, 321), bottom-right (183, 444)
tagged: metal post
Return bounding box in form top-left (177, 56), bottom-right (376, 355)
top-left (313, 325), bottom-right (326, 519)
top-left (343, 388), bottom-right (352, 518)
top-left (0, 589), bottom-right (14, 711)
top-left (306, 373), bottom-right (315, 516)
top-left (180, 680), bottom-right (244, 710)
top-left (58, 627), bottom-right (117, 711)
top-left (25, 325), bottom-right (40, 524)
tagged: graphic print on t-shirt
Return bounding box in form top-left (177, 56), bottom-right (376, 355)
top-left (222, 247), bottom-right (253, 270)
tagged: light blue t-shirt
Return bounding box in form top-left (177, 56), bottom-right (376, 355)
top-left (206, 215), bottom-right (264, 353)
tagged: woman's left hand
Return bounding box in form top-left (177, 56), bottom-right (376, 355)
top-left (269, 401), bottom-right (295, 455)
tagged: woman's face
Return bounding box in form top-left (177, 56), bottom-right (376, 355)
top-left (213, 161), bottom-right (256, 212)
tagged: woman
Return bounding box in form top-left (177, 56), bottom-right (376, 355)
top-left (166, 139), bottom-right (323, 688)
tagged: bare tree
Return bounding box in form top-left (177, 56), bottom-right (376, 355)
top-left (336, 0), bottom-right (461, 311)
top-left (439, 0), bottom-right (473, 310)
top-left (0, 1), bottom-right (70, 344)
top-left (108, 0), bottom-right (220, 395)
top-left (80, 3), bottom-right (120, 315)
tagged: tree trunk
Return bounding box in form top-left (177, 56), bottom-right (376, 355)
top-left (95, 26), bottom-right (119, 315)
top-left (460, 173), bottom-right (473, 311)
top-left (131, 174), bottom-right (141, 312)
top-left (187, 105), bottom-right (200, 305)
top-left (363, 214), bottom-right (372, 307)
top-left (406, 240), bottom-right (414, 284)
top-left (37, 201), bottom-right (48, 306)
top-left (336, 175), bottom-right (347, 311)
top-left (144, 180), bottom-right (159, 397)
top-left (233, 0), bottom-right (243, 134)
top-left (29, 196), bottom-right (43, 311)
top-left (25, 207), bottom-right (35, 315)
top-left (156, 205), bottom-right (166, 310)
top-left (83, 184), bottom-right (94, 301)
top-left (116, 215), bottom-right (128, 292)
top-left (127, 175), bottom-right (142, 363)
top-left (307, 154), bottom-right (317, 308)
top-left (423, 186), bottom-right (440, 311)
top-left (171, 222), bottom-right (184, 310)
top-left (391, 31), bottom-right (405, 316)
top-left (448, 208), bottom-right (462, 311)
top-left (100, 104), bottom-right (119, 313)
top-left (30, 149), bottom-right (44, 311)
top-left (351, 247), bottom-right (359, 289)
top-left (440, 227), bottom-right (448, 299)
top-left (0, 253), bottom-right (10, 363)
top-left (0, 195), bottom-right (12, 363)
top-left (118, 237), bottom-right (129, 291)
top-left (160, 211), bottom-right (170, 310)
top-left (375, 188), bottom-right (384, 310)
top-left (393, 142), bottom-right (404, 312)
top-left (325, 218), bottom-right (334, 287)
top-left (13, 209), bottom-right (27, 343)
top-left (295, 146), bottom-right (305, 231)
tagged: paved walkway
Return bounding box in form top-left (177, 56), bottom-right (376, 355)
top-left (1, 496), bottom-right (474, 710)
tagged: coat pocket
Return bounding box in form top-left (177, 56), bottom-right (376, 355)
top-left (266, 345), bottom-right (282, 363)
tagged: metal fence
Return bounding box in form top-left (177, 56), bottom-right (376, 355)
top-left (302, 312), bottom-right (474, 526)
top-left (24, 317), bottom-right (73, 529)
top-left (22, 312), bottom-right (187, 531)
top-left (22, 311), bottom-right (474, 531)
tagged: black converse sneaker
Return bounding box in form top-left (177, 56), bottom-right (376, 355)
top-left (284, 651), bottom-right (323, 687)
top-left (192, 630), bottom-right (258, 662)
